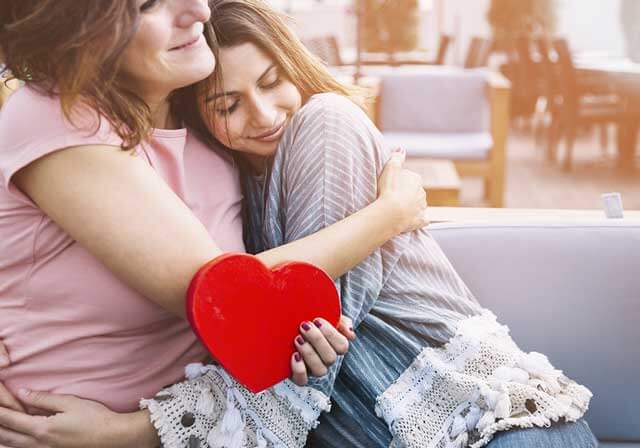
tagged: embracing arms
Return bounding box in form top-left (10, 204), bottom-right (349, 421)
top-left (12, 145), bottom-right (425, 318)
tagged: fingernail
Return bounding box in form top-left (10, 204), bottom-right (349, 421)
top-left (313, 319), bottom-right (323, 328)
top-left (301, 322), bottom-right (311, 331)
top-left (296, 336), bottom-right (305, 345)
top-left (0, 354), bottom-right (9, 367)
top-left (349, 327), bottom-right (354, 332)
top-left (294, 352), bottom-right (301, 362)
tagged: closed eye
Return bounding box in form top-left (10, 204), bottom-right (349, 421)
top-left (140, 0), bottom-right (159, 12)
top-left (216, 99), bottom-right (240, 116)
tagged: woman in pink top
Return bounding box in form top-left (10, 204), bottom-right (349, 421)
top-left (0, 0), bottom-right (428, 446)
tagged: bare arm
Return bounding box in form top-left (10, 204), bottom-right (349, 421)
top-left (13, 145), bottom-right (424, 318)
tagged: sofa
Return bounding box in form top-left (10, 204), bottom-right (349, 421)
top-left (430, 218), bottom-right (640, 447)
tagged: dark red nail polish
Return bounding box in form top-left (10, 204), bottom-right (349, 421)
top-left (313, 319), bottom-right (323, 328)
top-left (301, 322), bottom-right (311, 331)
top-left (296, 336), bottom-right (305, 345)
top-left (294, 352), bottom-right (301, 362)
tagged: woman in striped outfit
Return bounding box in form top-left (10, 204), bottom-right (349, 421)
top-left (176, 1), bottom-right (597, 447)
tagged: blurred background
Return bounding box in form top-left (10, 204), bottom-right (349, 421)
top-left (267, 0), bottom-right (640, 211)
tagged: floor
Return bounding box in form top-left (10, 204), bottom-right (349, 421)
top-left (460, 125), bottom-right (640, 210)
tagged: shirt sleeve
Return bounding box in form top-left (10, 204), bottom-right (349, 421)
top-left (0, 85), bottom-right (123, 204)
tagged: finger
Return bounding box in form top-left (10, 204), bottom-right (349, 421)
top-left (0, 425), bottom-right (36, 448)
top-left (420, 209), bottom-right (430, 227)
top-left (386, 148), bottom-right (405, 167)
top-left (336, 316), bottom-right (356, 341)
top-left (0, 385), bottom-right (25, 413)
top-left (289, 352), bottom-right (308, 387)
top-left (0, 344), bottom-right (9, 368)
top-left (300, 321), bottom-right (337, 367)
top-left (17, 389), bottom-right (72, 414)
top-left (0, 406), bottom-right (44, 437)
top-left (294, 334), bottom-right (328, 377)
top-left (312, 318), bottom-right (350, 353)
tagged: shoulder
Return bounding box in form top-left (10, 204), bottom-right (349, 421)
top-left (288, 92), bottom-right (376, 141)
top-left (300, 92), bottom-right (368, 122)
top-left (0, 85), bottom-right (122, 194)
top-left (0, 85), bottom-right (120, 145)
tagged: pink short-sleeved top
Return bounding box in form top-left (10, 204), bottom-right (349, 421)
top-left (0, 86), bottom-right (245, 412)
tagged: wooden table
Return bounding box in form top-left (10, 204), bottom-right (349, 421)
top-left (403, 158), bottom-right (461, 206)
top-left (575, 59), bottom-right (640, 168)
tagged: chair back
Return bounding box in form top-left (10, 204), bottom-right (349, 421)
top-left (378, 68), bottom-right (489, 133)
top-left (302, 35), bottom-right (343, 67)
top-left (434, 34), bottom-right (453, 65)
top-left (552, 38), bottom-right (579, 105)
top-left (534, 37), bottom-right (560, 101)
top-left (464, 37), bottom-right (483, 69)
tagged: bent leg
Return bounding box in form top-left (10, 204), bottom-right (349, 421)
top-left (487, 420), bottom-right (598, 448)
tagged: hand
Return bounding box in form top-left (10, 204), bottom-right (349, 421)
top-left (377, 147), bottom-right (429, 233)
top-left (289, 315), bottom-right (355, 386)
top-left (0, 390), bottom-right (158, 448)
top-left (0, 343), bottom-right (25, 414)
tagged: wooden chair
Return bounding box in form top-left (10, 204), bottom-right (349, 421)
top-left (464, 37), bottom-right (492, 69)
top-left (545, 38), bottom-right (627, 170)
top-left (430, 34), bottom-right (453, 66)
top-left (302, 35), bottom-right (344, 67)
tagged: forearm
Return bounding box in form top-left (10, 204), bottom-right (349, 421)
top-left (110, 410), bottom-right (160, 448)
top-left (256, 198), bottom-right (400, 280)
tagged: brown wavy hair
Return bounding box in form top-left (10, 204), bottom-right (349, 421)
top-left (1, 0), bottom-right (170, 149)
top-left (177, 0), bottom-right (365, 151)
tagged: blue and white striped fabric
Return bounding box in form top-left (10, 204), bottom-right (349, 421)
top-left (241, 93), bottom-right (592, 448)
top-left (243, 93), bottom-right (481, 446)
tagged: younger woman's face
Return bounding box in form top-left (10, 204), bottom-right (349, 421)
top-left (201, 42), bottom-right (302, 157)
top-left (120, 0), bottom-right (215, 100)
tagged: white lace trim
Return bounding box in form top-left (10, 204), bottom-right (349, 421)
top-left (376, 311), bottom-right (593, 448)
top-left (140, 363), bottom-right (330, 448)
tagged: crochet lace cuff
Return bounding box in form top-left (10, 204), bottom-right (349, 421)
top-left (140, 363), bottom-right (330, 448)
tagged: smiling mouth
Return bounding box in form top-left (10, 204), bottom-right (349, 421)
top-left (251, 120), bottom-right (286, 142)
top-left (170, 35), bottom-right (201, 51)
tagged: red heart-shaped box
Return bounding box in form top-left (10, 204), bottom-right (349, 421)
top-left (186, 253), bottom-right (341, 393)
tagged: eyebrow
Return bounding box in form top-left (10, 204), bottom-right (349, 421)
top-left (205, 63), bottom-right (277, 103)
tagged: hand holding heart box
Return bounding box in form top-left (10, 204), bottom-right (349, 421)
top-left (186, 253), bottom-right (341, 393)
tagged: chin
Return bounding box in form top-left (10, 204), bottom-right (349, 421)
top-left (179, 56), bottom-right (216, 86)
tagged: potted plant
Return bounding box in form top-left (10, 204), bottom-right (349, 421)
top-left (360, 0), bottom-right (421, 54)
top-left (488, 0), bottom-right (556, 50)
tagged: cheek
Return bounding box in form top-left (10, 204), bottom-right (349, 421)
top-left (213, 117), bottom-right (242, 148)
top-left (124, 21), bottom-right (168, 67)
top-left (283, 84), bottom-right (302, 113)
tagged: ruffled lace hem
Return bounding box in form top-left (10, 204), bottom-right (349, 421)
top-left (375, 311), bottom-right (592, 448)
top-left (140, 363), bottom-right (330, 448)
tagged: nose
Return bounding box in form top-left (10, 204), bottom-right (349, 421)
top-left (174, 0), bottom-right (211, 28)
top-left (249, 95), bottom-right (278, 129)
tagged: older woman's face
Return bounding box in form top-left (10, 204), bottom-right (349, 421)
top-left (120, 0), bottom-right (215, 99)
top-left (200, 42), bottom-right (302, 157)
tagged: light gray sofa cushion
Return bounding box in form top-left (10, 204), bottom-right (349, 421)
top-left (383, 131), bottom-right (492, 160)
top-left (378, 68), bottom-right (490, 134)
top-left (430, 221), bottom-right (640, 442)
top-left (600, 444), bottom-right (640, 448)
